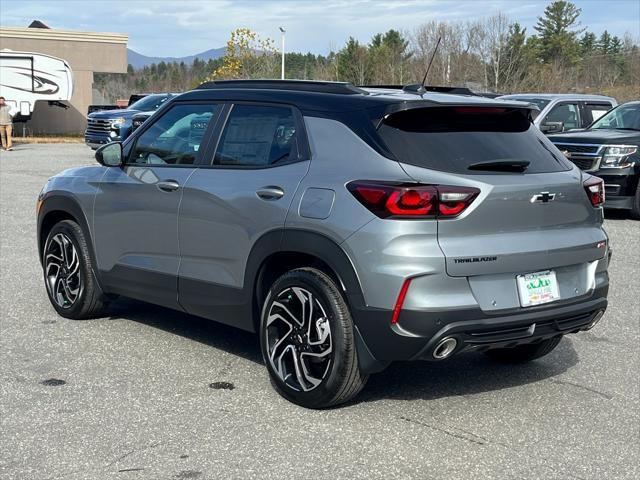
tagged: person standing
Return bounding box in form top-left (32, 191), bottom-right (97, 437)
top-left (0, 97), bottom-right (18, 151)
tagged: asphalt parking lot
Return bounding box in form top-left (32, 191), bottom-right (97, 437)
top-left (1, 143), bottom-right (639, 480)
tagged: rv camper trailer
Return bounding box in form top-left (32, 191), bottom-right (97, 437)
top-left (0, 50), bottom-right (73, 122)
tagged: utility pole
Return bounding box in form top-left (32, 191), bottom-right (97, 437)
top-left (279, 26), bottom-right (286, 80)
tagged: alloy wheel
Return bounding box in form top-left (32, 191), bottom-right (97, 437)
top-left (265, 286), bottom-right (333, 392)
top-left (44, 233), bottom-right (81, 308)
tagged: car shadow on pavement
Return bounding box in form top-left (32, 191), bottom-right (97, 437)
top-left (107, 298), bottom-right (264, 365)
top-left (359, 339), bottom-right (579, 403)
top-left (107, 298), bottom-right (579, 404)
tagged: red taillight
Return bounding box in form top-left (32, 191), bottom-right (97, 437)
top-left (386, 188), bottom-right (435, 216)
top-left (348, 181), bottom-right (479, 219)
top-left (583, 176), bottom-right (605, 207)
top-left (391, 278), bottom-right (412, 324)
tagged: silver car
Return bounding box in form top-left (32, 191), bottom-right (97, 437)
top-left (37, 80), bottom-right (610, 408)
top-left (497, 93), bottom-right (617, 134)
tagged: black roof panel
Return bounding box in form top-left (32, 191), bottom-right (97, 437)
top-left (198, 79), bottom-right (367, 95)
top-left (177, 80), bottom-right (535, 115)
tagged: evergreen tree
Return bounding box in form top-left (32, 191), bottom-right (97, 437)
top-left (598, 31), bottom-right (612, 54)
top-left (533, 0), bottom-right (584, 64)
top-left (580, 32), bottom-right (597, 55)
top-left (338, 37), bottom-right (372, 85)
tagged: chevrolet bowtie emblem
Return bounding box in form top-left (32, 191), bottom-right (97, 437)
top-left (531, 192), bottom-right (556, 203)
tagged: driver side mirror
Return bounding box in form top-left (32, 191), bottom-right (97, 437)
top-left (95, 142), bottom-right (123, 167)
top-left (540, 121), bottom-right (564, 134)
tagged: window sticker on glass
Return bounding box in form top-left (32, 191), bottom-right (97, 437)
top-left (215, 105), bottom-right (297, 167)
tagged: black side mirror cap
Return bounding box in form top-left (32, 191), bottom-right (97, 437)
top-left (541, 121), bottom-right (564, 134)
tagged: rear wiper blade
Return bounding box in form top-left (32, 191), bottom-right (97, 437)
top-left (468, 160), bottom-right (530, 172)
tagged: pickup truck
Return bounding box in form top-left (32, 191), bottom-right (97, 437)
top-left (548, 101), bottom-right (640, 218)
top-left (497, 94), bottom-right (616, 134)
top-left (87, 93), bottom-right (150, 115)
top-left (84, 93), bottom-right (175, 149)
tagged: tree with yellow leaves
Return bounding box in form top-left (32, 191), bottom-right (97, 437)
top-left (206, 28), bottom-right (279, 81)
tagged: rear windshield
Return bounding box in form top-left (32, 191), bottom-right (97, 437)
top-left (378, 107), bottom-right (572, 174)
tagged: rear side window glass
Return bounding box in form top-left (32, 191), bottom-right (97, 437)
top-left (214, 105), bottom-right (299, 167)
top-left (378, 107), bottom-right (572, 174)
top-left (584, 103), bottom-right (612, 124)
top-left (544, 103), bottom-right (580, 131)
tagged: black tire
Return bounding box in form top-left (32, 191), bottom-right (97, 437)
top-left (42, 219), bottom-right (110, 319)
top-left (484, 336), bottom-right (562, 364)
top-left (259, 267), bottom-right (368, 408)
top-left (630, 182), bottom-right (640, 220)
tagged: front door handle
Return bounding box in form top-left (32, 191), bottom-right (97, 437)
top-left (256, 186), bottom-right (284, 200)
top-left (157, 180), bottom-right (180, 192)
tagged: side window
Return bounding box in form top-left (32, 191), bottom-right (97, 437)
top-left (214, 104), bottom-right (299, 167)
top-left (583, 103), bottom-right (612, 125)
top-left (128, 103), bottom-right (218, 166)
top-left (545, 103), bottom-right (580, 131)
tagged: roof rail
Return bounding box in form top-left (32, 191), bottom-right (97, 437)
top-left (361, 84), bottom-right (478, 96)
top-left (196, 79), bottom-right (367, 95)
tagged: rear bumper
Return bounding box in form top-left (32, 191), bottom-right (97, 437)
top-left (351, 284), bottom-right (608, 373)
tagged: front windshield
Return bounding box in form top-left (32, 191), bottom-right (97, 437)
top-left (129, 95), bottom-right (171, 111)
top-left (591, 103), bottom-right (640, 130)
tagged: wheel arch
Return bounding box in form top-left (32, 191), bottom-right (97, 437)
top-left (249, 229), bottom-right (365, 326)
top-left (247, 229), bottom-right (384, 374)
top-left (38, 193), bottom-right (94, 267)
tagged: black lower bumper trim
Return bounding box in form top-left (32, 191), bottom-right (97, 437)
top-left (350, 285), bottom-right (608, 368)
top-left (415, 308), bottom-right (602, 361)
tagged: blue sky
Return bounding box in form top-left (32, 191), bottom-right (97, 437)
top-left (2, 0), bottom-right (639, 56)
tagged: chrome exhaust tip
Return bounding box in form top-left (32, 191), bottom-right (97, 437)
top-left (586, 310), bottom-right (605, 330)
top-left (432, 337), bottom-right (458, 360)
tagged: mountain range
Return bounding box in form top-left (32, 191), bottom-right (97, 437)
top-left (127, 47), bottom-right (226, 69)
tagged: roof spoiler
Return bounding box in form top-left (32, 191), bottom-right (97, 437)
top-left (360, 84), bottom-right (479, 96)
top-left (379, 101), bottom-right (540, 127)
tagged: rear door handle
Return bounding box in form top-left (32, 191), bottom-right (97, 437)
top-left (256, 186), bottom-right (284, 200)
top-left (157, 180), bottom-right (180, 192)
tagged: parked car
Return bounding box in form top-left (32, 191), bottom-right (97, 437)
top-left (497, 94), bottom-right (616, 134)
top-left (84, 93), bottom-right (175, 149)
top-left (38, 80), bottom-right (610, 408)
top-left (549, 101), bottom-right (640, 218)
